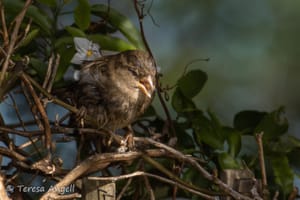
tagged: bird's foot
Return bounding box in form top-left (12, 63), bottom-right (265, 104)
top-left (117, 139), bottom-right (128, 153)
top-left (124, 126), bottom-right (135, 151)
top-left (125, 133), bottom-right (134, 151)
top-left (117, 134), bottom-right (134, 153)
top-left (116, 126), bottom-right (135, 153)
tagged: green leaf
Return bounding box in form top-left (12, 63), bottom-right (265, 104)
top-left (270, 155), bottom-right (294, 194)
top-left (65, 26), bottom-right (86, 37)
top-left (267, 135), bottom-right (300, 154)
top-left (171, 88), bottom-right (196, 113)
top-left (36, 0), bottom-right (56, 7)
top-left (218, 152), bottom-right (241, 169)
top-left (19, 29), bottom-right (40, 47)
top-left (54, 36), bottom-right (74, 49)
top-left (91, 4), bottom-right (144, 49)
top-left (254, 107), bottom-right (288, 140)
top-left (3, 0), bottom-right (52, 35)
top-left (223, 127), bottom-right (241, 157)
top-left (207, 110), bottom-right (222, 130)
top-left (88, 34), bottom-right (136, 51)
top-left (54, 38), bottom-right (76, 81)
top-left (29, 57), bottom-right (47, 79)
top-left (74, 0), bottom-right (91, 30)
top-left (178, 70), bottom-right (207, 98)
top-left (192, 113), bottom-right (225, 150)
top-left (175, 123), bottom-right (195, 149)
top-left (0, 71), bottom-right (20, 101)
top-left (183, 168), bottom-right (211, 188)
top-left (233, 110), bottom-right (266, 134)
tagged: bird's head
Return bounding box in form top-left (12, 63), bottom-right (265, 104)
top-left (121, 50), bottom-right (156, 99)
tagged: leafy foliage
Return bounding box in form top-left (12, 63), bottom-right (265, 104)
top-left (1, 0), bottom-right (300, 199)
top-left (2, 0), bottom-right (142, 87)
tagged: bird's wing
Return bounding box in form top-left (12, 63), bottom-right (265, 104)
top-left (77, 57), bottom-right (111, 105)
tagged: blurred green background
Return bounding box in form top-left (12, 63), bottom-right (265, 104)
top-left (106, 0), bottom-right (300, 135)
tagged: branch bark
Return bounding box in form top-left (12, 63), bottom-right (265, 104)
top-left (0, 0), bottom-right (32, 86)
top-left (136, 137), bottom-right (259, 200)
top-left (0, 173), bottom-right (11, 200)
top-left (40, 149), bottom-right (166, 200)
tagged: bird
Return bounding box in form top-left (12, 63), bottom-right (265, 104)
top-left (73, 49), bottom-right (156, 131)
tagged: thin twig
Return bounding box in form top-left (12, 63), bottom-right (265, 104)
top-left (142, 154), bottom-right (218, 196)
top-left (0, 173), bottom-right (11, 200)
top-left (288, 187), bottom-right (298, 200)
top-left (43, 54), bottom-right (55, 90)
top-left (20, 73), bottom-right (52, 153)
top-left (18, 137), bottom-right (39, 149)
top-left (255, 132), bottom-right (267, 187)
top-left (13, 18), bottom-right (32, 50)
top-left (40, 150), bottom-right (167, 200)
top-left (42, 53), bottom-right (60, 94)
top-left (21, 81), bottom-right (45, 132)
top-left (0, 146), bottom-right (27, 161)
top-left (0, 1), bottom-right (9, 48)
top-left (0, 0), bottom-right (32, 86)
top-left (89, 171), bottom-right (215, 200)
top-left (116, 178), bottom-right (132, 200)
top-left (136, 137), bottom-right (258, 200)
top-left (255, 132), bottom-right (269, 200)
top-left (143, 174), bottom-right (155, 200)
top-left (133, 0), bottom-right (176, 138)
top-left (272, 191), bottom-right (279, 200)
top-left (8, 93), bottom-right (42, 157)
top-left (47, 54), bottom-right (60, 93)
top-left (117, 159), bottom-right (143, 200)
top-left (0, 126), bottom-right (44, 137)
top-left (0, 108), bottom-right (13, 149)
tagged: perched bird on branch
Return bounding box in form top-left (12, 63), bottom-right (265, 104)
top-left (73, 50), bottom-right (156, 131)
top-left (57, 38), bottom-right (157, 153)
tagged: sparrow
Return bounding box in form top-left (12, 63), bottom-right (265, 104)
top-left (74, 50), bottom-right (156, 131)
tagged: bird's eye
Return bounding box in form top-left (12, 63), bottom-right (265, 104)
top-left (128, 67), bottom-right (138, 76)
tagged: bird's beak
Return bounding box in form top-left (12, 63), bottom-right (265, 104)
top-left (137, 75), bottom-right (154, 98)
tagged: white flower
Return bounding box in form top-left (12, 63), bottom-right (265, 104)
top-left (70, 37), bottom-right (101, 65)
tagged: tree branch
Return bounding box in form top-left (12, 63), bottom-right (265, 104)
top-left (136, 137), bottom-right (258, 200)
top-left (133, 0), bottom-right (177, 138)
top-left (89, 171), bottom-right (216, 200)
top-left (0, 173), bottom-right (11, 200)
top-left (0, 0), bottom-right (32, 86)
top-left (20, 73), bottom-right (52, 153)
top-left (40, 149), bottom-right (166, 200)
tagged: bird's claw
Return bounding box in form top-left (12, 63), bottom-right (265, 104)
top-left (124, 127), bottom-right (135, 151)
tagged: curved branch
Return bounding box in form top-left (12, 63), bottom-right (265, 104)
top-left (0, 0), bottom-right (32, 86)
top-left (20, 73), bottom-right (52, 152)
top-left (40, 149), bottom-right (166, 200)
top-left (133, 0), bottom-right (176, 138)
top-left (135, 137), bottom-right (260, 200)
top-left (0, 173), bottom-right (11, 200)
top-left (89, 171), bottom-right (216, 200)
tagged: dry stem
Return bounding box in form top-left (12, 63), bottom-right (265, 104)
top-left (0, 0), bottom-right (32, 86)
